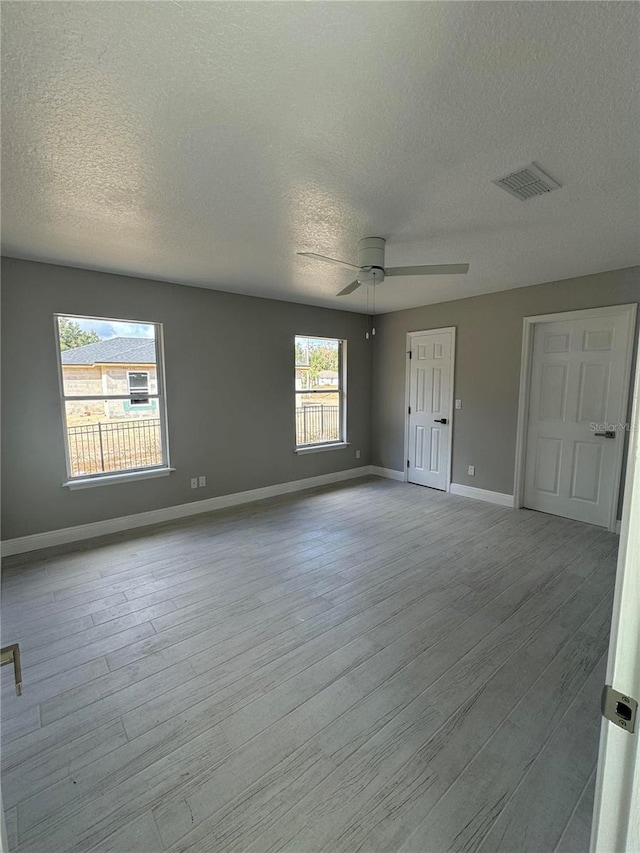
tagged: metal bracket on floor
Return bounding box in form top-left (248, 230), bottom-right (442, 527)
top-left (0, 643), bottom-right (23, 696)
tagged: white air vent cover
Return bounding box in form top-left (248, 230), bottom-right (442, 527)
top-left (492, 162), bottom-right (561, 201)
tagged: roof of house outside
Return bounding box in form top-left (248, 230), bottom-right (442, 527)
top-left (61, 337), bottom-right (156, 365)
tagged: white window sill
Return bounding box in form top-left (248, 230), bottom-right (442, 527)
top-left (63, 467), bottom-right (175, 490)
top-left (294, 442), bottom-right (350, 455)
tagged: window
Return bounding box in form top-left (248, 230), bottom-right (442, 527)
top-left (55, 314), bottom-right (170, 482)
top-left (127, 371), bottom-right (150, 406)
top-left (295, 335), bottom-right (346, 448)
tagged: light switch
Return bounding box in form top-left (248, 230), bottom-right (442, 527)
top-left (455, 400), bottom-right (462, 409)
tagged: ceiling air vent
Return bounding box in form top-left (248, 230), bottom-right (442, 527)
top-left (492, 162), bottom-right (561, 201)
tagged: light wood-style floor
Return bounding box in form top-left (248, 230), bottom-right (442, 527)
top-left (1, 477), bottom-right (617, 853)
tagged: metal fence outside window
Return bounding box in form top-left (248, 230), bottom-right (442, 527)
top-left (68, 407), bottom-right (338, 476)
top-left (67, 419), bottom-right (162, 476)
top-left (296, 405), bottom-right (339, 446)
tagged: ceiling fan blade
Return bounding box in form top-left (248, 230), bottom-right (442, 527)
top-left (385, 263), bottom-right (470, 277)
top-left (337, 280), bottom-right (362, 296)
top-left (297, 252), bottom-right (360, 270)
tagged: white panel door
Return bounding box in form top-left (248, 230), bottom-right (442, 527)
top-left (523, 312), bottom-right (633, 526)
top-left (408, 329), bottom-right (453, 490)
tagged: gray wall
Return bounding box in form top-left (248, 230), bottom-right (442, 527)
top-left (4, 258), bottom-right (639, 541)
top-left (372, 267), bottom-right (640, 499)
top-left (1, 258), bottom-right (372, 540)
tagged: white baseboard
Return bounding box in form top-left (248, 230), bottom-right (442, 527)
top-left (449, 483), bottom-right (515, 508)
top-left (1, 466), bottom-right (373, 557)
top-left (615, 520), bottom-right (622, 535)
top-left (371, 466), bottom-right (406, 482)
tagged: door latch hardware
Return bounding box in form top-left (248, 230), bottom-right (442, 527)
top-left (434, 418), bottom-right (448, 424)
top-left (601, 685), bottom-right (637, 732)
top-left (0, 643), bottom-right (23, 696)
top-left (594, 430), bottom-right (616, 438)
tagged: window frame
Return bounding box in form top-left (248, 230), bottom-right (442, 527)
top-left (294, 334), bottom-right (347, 451)
top-left (54, 313), bottom-right (171, 484)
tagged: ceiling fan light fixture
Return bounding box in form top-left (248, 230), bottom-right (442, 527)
top-left (299, 236), bottom-right (469, 297)
top-left (357, 237), bottom-right (386, 271)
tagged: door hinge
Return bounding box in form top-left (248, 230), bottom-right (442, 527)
top-left (408, 351), bottom-right (412, 359)
top-left (407, 459), bottom-right (410, 468)
top-left (601, 685), bottom-right (637, 733)
top-left (408, 406), bottom-right (411, 415)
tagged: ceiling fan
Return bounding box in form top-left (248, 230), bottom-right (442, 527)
top-left (298, 237), bottom-right (469, 296)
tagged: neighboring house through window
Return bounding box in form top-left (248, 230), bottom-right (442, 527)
top-left (56, 315), bottom-right (169, 481)
top-left (295, 335), bottom-right (346, 448)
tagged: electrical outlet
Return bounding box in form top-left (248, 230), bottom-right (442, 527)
top-left (190, 477), bottom-right (198, 489)
top-left (355, 450), bottom-right (361, 459)
top-left (468, 465), bottom-right (475, 476)
top-left (455, 399), bottom-right (462, 409)
top-left (198, 475), bottom-right (206, 488)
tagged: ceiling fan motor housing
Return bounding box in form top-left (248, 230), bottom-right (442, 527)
top-left (357, 237), bottom-right (386, 283)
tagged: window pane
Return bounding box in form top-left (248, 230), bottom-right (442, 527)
top-left (64, 401), bottom-right (162, 477)
top-left (128, 371), bottom-right (150, 405)
top-left (295, 337), bottom-right (340, 391)
top-left (296, 392), bottom-right (340, 445)
top-left (128, 372), bottom-right (149, 390)
top-left (58, 316), bottom-right (157, 398)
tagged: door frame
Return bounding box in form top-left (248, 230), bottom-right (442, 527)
top-left (590, 330), bottom-right (640, 852)
top-left (404, 327), bottom-right (456, 490)
top-left (513, 303), bottom-right (637, 533)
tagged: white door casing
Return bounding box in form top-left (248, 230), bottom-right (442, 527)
top-left (591, 329), bottom-right (640, 853)
top-left (521, 307), bottom-right (636, 528)
top-left (406, 328), bottom-right (455, 491)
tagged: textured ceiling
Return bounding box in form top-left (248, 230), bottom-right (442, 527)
top-left (2, 1), bottom-right (639, 313)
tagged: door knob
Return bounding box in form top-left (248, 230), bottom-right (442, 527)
top-left (594, 430), bottom-right (616, 438)
top-left (434, 418), bottom-right (448, 424)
